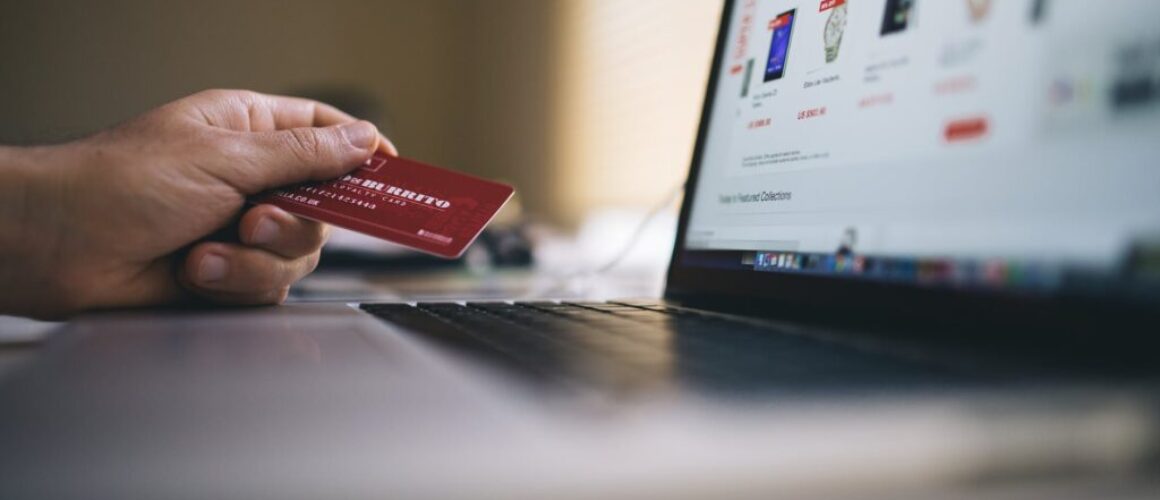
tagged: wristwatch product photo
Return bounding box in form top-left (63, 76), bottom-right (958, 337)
top-left (824, 1), bottom-right (848, 63)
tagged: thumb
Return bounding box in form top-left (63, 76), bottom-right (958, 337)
top-left (227, 120), bottom-right (380, 194)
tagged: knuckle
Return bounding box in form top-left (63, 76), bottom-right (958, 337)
top-left (286, 128), bottom-right (323, 161)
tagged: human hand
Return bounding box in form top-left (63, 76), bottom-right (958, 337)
top-left (0, 89), bottom-right (396, 319)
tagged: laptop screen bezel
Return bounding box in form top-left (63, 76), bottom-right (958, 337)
top-left (662, 0), bottom-right (1158, 331)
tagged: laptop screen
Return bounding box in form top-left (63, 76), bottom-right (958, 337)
top-left (677, 0), bottom-right (1160, 303)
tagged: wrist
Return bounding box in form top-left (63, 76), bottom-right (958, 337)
top-left (0, 145), bottom-right (75, 318)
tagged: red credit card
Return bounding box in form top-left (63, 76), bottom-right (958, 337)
top-left (254, 152), bottom-right (515, 259)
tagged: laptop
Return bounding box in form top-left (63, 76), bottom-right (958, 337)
top-left (2, 1), bottom-right (1159, 498)
top-left (357, 0), bottom-right (1160, 388)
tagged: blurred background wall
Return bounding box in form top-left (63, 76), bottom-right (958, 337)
top-left (0, 0), bottom-right (719, 227)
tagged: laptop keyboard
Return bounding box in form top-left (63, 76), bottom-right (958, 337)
top-left (360, 301), bottom-right (967, 395)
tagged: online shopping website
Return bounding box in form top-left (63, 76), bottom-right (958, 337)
top-left (684, 0), bottom-right (1160, 294)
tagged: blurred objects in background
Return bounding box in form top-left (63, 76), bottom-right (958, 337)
top-left (0, 0), bottom-right (721, 292)
top-left (0, 0), bottom-right (720, 229)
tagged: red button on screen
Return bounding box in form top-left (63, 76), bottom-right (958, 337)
top-left (944, 117), bottom-right (989, 142)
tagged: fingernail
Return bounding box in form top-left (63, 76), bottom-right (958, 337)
top-left (251, 217), bottom-right (280, 245)
top-left (340, 121), bottom-right (378, 151)
top-left (199, 254), bottom-right (229, 283)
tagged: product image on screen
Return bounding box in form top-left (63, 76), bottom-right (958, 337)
top-left (881, 0), bottom-right (915, 35)
top-left (764, 10), bottom-right (795, 82)
top-left (823, 1), bottom-right (848, 63)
